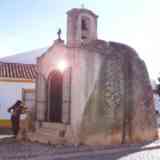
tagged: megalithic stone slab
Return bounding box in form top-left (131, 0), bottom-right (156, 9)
top-left (80, 41), bottom-right (157, 145)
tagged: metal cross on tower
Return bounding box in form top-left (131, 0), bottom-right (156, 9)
top-left (57, 28), bottom-right (62, 40)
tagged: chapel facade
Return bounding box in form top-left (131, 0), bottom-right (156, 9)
top-left (30, 8), bottom-right (157, 145)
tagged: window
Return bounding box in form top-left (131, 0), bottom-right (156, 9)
top-left (81, 19), bottom-right (88, 31)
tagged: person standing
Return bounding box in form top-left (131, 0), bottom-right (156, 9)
top-left (17, 106), bottom-right (29, 141)
top-left (8, 100), bottom-right (23, 136)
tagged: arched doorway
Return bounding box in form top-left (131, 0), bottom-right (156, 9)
top-left (48, 70), bottom-right (63, 122)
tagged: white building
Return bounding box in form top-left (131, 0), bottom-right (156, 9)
top-left (0, 48), bottom-right (47, 121)
top-left (0, 62), bottom-right (37, 120)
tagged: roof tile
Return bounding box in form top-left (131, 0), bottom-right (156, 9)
top-left (0, 62), bottom-right (38, 80)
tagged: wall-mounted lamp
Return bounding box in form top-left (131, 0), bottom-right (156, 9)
top-left (57, 59), bottom-right (68, 72)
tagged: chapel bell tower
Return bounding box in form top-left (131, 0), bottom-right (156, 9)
top-left (67, 8), bottom-right (98, 47)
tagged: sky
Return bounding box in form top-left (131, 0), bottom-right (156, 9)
top-left (0, 0), bottom-right (160, 80)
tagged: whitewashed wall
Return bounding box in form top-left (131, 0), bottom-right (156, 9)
top-left (0, 81), bottom-right (35, 119)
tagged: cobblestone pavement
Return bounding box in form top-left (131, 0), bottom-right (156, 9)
top-left (1, 138), bottom-right (160, 160)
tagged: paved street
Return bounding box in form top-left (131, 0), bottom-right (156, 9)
top-left (1, 138), bottom-right (160, 160)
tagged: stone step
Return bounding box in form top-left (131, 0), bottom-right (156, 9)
top-left (37, 127), bottom-right (57, 133)
top-left (37, 125), bottom-right (67, 137)
top-left (29, 134), bottom-right (48, 144)
top-left (41, 122), bottom-right (66, 130)
top-left (36, 129), bottom-right (59, 138)
top-left (28, 122), bottom-right (69, 144)
top-left (29, 132), bottom-right (65, 144)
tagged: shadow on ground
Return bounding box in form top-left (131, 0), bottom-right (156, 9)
top-left (0, 127), bottom-right (12, 135)
top-left (0, 137), bottom-right (160, 160)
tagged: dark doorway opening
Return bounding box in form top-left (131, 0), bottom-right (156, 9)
top-left (48, 70), bottom-right (63, 122)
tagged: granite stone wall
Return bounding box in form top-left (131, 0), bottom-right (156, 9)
top-left (79, 41), bottom-right (157, 145)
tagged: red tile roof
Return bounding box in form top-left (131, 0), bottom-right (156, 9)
top-left (0, 62), bottom-right (38, 80)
